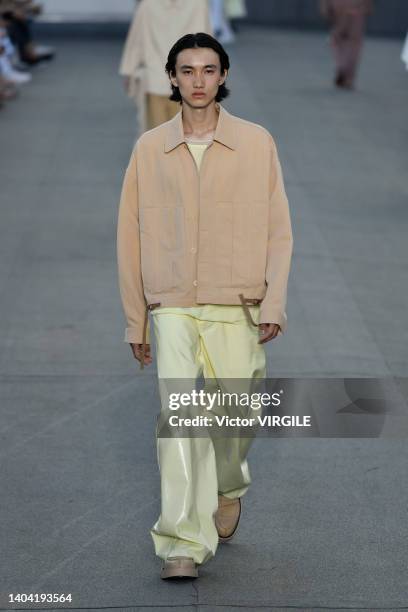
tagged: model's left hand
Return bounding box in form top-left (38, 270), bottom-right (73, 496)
top-left (258, 323), bottom-right (280, 344)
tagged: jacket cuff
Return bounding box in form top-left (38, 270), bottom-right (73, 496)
top-left (124, 320), bottom-right (150, 344)
top-left (259, 308), bottom-right (288, 334)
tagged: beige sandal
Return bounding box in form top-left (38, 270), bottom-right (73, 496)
top-left (160, 556), bottom-right (198, 579)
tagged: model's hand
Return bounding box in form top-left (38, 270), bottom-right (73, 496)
top-left (258, 323), bottom-right (280, 344)
top-left (130, 343), bottom-right (153, 367)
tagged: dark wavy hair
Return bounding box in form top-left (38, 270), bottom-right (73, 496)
top-left (165, 32), bottom-right (230, 103)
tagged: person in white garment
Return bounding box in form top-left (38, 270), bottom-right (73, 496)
top-left (209, 0), bottom-right (235, 44)
top-left (119, 0), bottom-right (213, 133)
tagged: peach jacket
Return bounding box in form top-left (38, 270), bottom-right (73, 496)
top-left (117, 103), bottom-right (293, 351)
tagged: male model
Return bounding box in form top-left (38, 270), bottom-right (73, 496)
top-left (119, 0), bottom-right (212, 132)
top-left (320, 0), bottom-right (373, 89)
top-left (117, 32), bottom-right (293, 579)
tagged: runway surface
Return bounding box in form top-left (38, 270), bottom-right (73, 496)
top-left (0, 27), bottom-right (407, 610)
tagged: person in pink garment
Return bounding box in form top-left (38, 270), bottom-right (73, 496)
top-left (320, 0), bottom-right (374, 89)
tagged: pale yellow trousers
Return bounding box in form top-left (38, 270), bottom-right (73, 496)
top-left (149, 305), bottom-right (266, 564)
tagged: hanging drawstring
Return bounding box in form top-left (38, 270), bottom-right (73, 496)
top-left (140, 302), bottom-right (161, 370)
top-left (238, 293), bottom-right (261, 327)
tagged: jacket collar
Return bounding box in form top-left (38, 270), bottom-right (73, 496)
top-left (164, 102), bottom-right (236, 153)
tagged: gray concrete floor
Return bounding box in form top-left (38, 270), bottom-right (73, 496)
top-left (0, 27), bottom-right (407, 610)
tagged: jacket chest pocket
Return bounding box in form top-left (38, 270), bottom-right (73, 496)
top-left (140, 206), bottom-right (186, 293)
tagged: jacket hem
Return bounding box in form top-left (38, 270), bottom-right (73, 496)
top-left (143, 287), bottom-right (267, 308)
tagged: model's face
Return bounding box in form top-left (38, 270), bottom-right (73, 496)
top-left (170, 47), bottom-right (227, 108)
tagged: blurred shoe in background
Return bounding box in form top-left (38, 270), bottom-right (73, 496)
top-left (0, 54), bottom-right (31, 83)
top-left (21, 42), bottom-right (55, 64)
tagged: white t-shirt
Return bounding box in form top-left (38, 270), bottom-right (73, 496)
top-left (185, 140), bottom-right (212, 171)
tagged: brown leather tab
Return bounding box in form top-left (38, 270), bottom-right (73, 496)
top-left (238, 293), bottom-right (259, 327)
top-left (140, 306), bottom-right (149, 370)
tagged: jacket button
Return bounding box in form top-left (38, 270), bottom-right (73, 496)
top-left (191, 247), bottom-right (196, 253)
top-left (193, 280), bottom-right (198, 287)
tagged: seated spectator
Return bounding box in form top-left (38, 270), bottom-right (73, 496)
top-left (0, 70), bottom-right (18, 106)
top-left (0, 0), bottom-right (55, 65)
top-left (0, 17), bottom-right (31, 84)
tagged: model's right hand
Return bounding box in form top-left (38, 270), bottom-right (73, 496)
top-left (130, 343), bottom-right (153, 367)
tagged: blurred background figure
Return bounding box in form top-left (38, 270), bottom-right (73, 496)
top-left (0, 35), bottom-right (19, 104)
top-left (0, 15), bottom-right (31, 83)
top-left (119, 0), bottom-right (212, 133)
top-left (0, 1), bottom-right (55, 109)
top-left (225, 0), bottom-right (247, 33)
top-left (320, 0), bottom-right (373, 90)
top-left (209, 0), bottom-right (234, 44)
top-left (1, 11), bottom-right (30, 107)
top-left (401, 31), bottom-right (408, 71)
top-left (0, 0), bottom-right (55, 65)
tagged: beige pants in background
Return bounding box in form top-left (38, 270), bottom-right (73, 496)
top-left (145, 93), bottom-right (180, 130)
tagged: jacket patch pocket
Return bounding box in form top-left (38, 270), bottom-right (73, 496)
top-left (139, 207), bottom-right (159, 293)
top-left (160, 206), bottom-right (185, 252)
top-left (214, 202), bottom-right (233, 286)
top-left (232, 202), bottom-right (268, 288)
top-left (141, 206), bottom-right (186, 293)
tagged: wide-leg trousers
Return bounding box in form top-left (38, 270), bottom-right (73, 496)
top-left (149, 305), bottom-right (266, 564)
